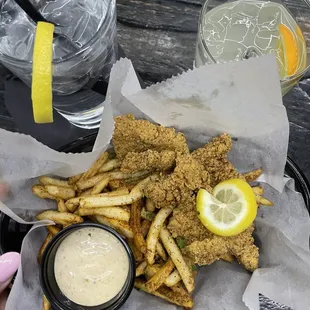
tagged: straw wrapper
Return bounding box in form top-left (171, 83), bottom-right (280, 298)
top-left (1, 55), bottom-right (310, 309)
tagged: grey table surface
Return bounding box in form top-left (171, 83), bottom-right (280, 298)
top-left (0, 1), bottom-right (309, 309)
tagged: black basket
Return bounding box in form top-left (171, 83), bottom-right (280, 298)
top-left (1, 133), bottom-right (310, 255)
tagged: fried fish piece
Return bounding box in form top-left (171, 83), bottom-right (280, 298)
top-left (183, 226), bottom-right (259, 272)
top-left (144, 154), bottom-right (211, 209)
top-left (113, 115), bottom-right (189, 159)
top-left (191, 134), bottom-right (243, 187)
top-left (121, 150), bottom-right (176, 173)
top-left (167, 195), bottom-right (211, 244)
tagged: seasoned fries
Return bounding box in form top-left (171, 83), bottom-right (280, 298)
top-left (136, 261), bottom-right (148, 277)
top-left (135, 279), bottom-right (194, 308)
top-left (36, 210), bottom-right (83, 225)
top-left (160, 226), bottom-right (195, 293)
top-left (43, 295), bottom-right (51, 310)
top-left (40, 176), bottom-right (72, 188)
top-left (46, 225), bottom-right (61, 236)
top-left (165, 269), bottom-right (182, 287)
top-left (146, 207), bottom-right (172, 265)
top-left (91, 176), bottom-right (110, 194)
top-left (32, 185), bottom-right (56, 200)
top-left (76, 173), bottom-right (107, 191)
top-left (131, 200), bottom-right (147, 254)
top-left (38, 233), bottom-right (53, 264)
top-left (57, 199), bottom-right (68, 213)
top-left (80, 151), bottom-right (109, 181)
top-left (32, 115), bottom-right (272, 309)
top-left (99, 158), bottom-right (121, 172)
top-left (45, 185), bottom-right (75, 200)
top-left (243, 168), bottom-right (263, 182)
top-left (79, 207), bottom-right (130, 222)
top-left (145, 258), bottom-right (175, 292)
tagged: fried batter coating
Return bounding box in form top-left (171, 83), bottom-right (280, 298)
top-left (168, 195), bottom-right (211, 244)
top-left (168, 195), bottom-right (258, 272)
top-left (113, 115), bottom-right (189, 159)
top-left (144, 154), bottom-right (211, 209)
top-left (191, 134), bottom-right (243, 186)
top-left (121, 150), bottom-right (176, 173)
top-left (183, 226), bottom-right (259, 272)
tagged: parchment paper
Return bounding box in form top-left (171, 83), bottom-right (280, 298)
top-left (1, 55), bottom-right (310, 310)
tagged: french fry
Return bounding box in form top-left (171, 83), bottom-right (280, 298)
top-left (160, 226), bottom-right (195, 293)
top-left (80, 152), bottom-right (109, 181)
top-left (243, 168), bottom-right (263, 182)
top-left (45, 185), bottom-right (75, 200)
top-left (108, 180), bottom-right (124, 190)
top-left (79, 207), bottom-right (130, 222)
top-left (32, 185), bottom-right (56, 200)
top-left (81, 175), bottom-right (157, 208)
top-left (221, 254), bottom-right (234, 263)
top-left (46, 225), bottom-right (61, 236)
top-left (91, 177), bottom-right (110, 195)
top-left (57, 199), bottom-right (68, 213)
top-left (96, 216), bottom-right (133, 239)
top-left (165, 270), bottom-right (181, 287)
top-left (36, 210), bottom-right (84, 225)
top-left (129, 241), bottom-right (144, 263)
top-left (80, 188), bottom-right (93, 196)
top-left (43, 295), bottom-right (51, 310)
top-left (146, 207), bottom-right (173, 265)
top-left (146, 265), bottom-right (180, 288)
top-left (76, 174), bottom-right (107, 191)
top-left (107, 170), bottom-right (150, 180)
top-left (146, 258), bottom-right (175, 292)
top-left (156, 242), bottom-right (167, 261)
top-left (68, 173), bottom-right (83, 185)
top-left (141, 220), bottom-right (151, 238)
top-left (134, 279), bottom-right (194, 308)
top-left (252, 186), bottom-right (264, 196)
top-left (146, 198), bottom-right (156, 212)
top-left (38, 233), bottom-right (53, 264)
top-left (99, 158), bottom-right (121, 172)
top-left (103, 187), bottom-right (129, 196)
top-left (136, 261), bottom-right (147, 277)
top-left (65, 197), bottom-right (80, 213)
top-left (131, 200), bottom-right (147, 254)
top-left (145, 264), bottom-right (160, 280)
top-left (40, 176), bottom-right (72, 188)
top-left (256, 195), bottom-right (274, 206)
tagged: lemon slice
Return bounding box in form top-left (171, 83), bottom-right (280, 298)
top-left (32, 21), bottom-right (54, 123)
top-left (196, 179), bottom-right (258, 237)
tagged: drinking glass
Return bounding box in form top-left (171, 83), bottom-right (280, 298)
top-left (0, 0), bottom-right (117, 128)
top-left (195, 0), bottom-right (310, 96)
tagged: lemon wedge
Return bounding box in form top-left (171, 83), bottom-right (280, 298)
top-left (196, 179), bottom-right (258, 237)
top-left (32, 21), bottom-right (54, 123)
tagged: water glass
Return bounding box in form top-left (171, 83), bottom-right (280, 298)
top-left (0, 0), bottom-right (117, 128)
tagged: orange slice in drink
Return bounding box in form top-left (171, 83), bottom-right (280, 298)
top-left (278, 23), bottom-right (306, 78)
top-left (32, 22), bottom-right (54, 123)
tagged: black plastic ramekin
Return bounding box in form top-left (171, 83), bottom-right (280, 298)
top-left (40, 222), bottom-right (135, 310)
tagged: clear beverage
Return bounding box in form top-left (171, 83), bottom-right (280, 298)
top-left (196, 0), bottom-right (310, 95)
top-left (0, 0), bottom-right (117, 128)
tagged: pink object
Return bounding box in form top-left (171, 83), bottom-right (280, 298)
top-left (0, 252), bottom-right (20, 286)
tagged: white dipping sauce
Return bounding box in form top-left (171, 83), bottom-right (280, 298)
top-left (54, 227), bottom-right (129, 306)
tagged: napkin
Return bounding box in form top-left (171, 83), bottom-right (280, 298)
top-left (1, 55), bottom-right (310, 310)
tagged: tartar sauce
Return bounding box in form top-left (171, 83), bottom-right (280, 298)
top-left (54, 227), bottom-right (129, 306)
